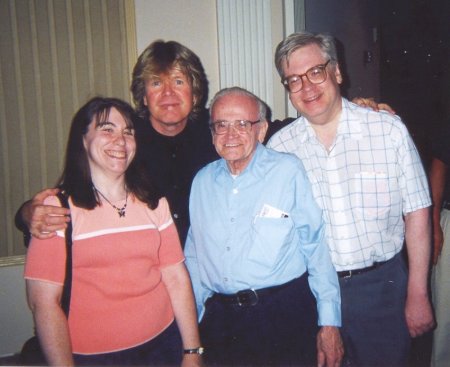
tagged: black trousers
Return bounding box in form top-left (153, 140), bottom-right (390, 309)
top-left (73, 321), bottom-right (182, 366)
top-left (200, 273), bottom-right (319, 366)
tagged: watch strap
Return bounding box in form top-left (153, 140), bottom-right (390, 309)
top-left (183, 347), bottom-right (205, 355)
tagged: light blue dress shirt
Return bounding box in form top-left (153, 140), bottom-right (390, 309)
top-left (185, 143), bottom-right (341, 326)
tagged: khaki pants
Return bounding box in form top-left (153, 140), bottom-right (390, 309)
top-left (431, 208), bottom-right (450, 367)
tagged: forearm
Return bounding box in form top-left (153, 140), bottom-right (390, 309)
top-left (15, 200), bottom-right (32, 232)
top-left (404, 207), bottom-right (432, 295)
top-left (162, 263), bottom-right (202, 349)
top-left (27, 280), bottom-right (73, 366)
top-left (18, 188), bottom-right (69, 239)
top-left (429, 158), bottom-right (447, 261)
top-left (32, 304), bottom-right (73, 366)
top-left (14, 200), bottom-right (32, 247)
top-left (430, 158), bottom-right (446, 212)
top-left (403, 207), bottom-right (435, 336)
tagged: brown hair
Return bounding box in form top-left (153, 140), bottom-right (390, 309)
top-left (130, 40), bottom-right (208, 122)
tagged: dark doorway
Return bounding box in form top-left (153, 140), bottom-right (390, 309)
top-left (379, 0), bottom-right (450, 165)
top-left (304, 0), bottom-right (381, 101)
top-left (304, 0), bottom-right (450, 165)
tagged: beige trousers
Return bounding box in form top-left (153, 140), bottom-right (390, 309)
top-left (431, 208), bottom-right (450, 367)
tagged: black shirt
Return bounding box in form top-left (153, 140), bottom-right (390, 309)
top-left (135, 112), bottom-right (218, 246)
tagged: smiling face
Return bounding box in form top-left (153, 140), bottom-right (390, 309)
top-left (83, 107), bottom-right (136, 181)
top-left (283, 43), bottom-right (343, 126)
top-left (211, 93), bottom-right (268, 175)
top-left (143, 66), bottom-right (194, 136)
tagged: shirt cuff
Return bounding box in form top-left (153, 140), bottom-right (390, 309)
top-left (317, 300), bottom-right (341, 327)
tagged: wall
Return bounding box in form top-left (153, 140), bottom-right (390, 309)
top-left (134, 0), bottom-right (220, 107)
top-left (0, 262), bottom-right (33, 357)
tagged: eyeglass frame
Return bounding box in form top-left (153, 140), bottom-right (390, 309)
top-left (282, 60), bottom-right (331, 93)
top-left (210, 119), bottom-right (261, 135)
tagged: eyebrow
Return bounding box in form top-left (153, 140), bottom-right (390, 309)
top-left (96, 121), bottom-right (115, 127)
top-left (97, 120), bottom-right (135, 131)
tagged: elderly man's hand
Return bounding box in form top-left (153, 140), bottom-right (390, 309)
top-left (24, 188), bottom-right (70, 239)
top-left (317, 326), bottom-right (344, 367)
top-left (352, 97), bottom-right (396, 114)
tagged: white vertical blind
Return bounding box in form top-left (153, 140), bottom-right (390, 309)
top-left (216, 0), bottom-right (273, 108)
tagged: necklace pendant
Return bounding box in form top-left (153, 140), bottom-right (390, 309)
top-left (94, 187), bottom-right (128, 218)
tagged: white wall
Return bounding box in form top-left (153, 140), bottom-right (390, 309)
top-left (134, 0), bottom-right (220, 105)
top-left (0, 263), bottom-right (33, 357)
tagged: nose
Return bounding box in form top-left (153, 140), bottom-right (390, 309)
top-left (114, 132), bottom-right (126, 145)
top-left (300, 74), bottom-right (314, 91)
top-left (162, 80), bottom-right (174, 95)
top-left (224, 122), bottom-right (240, 136)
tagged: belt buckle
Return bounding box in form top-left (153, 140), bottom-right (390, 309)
top-left (343, 270), bottom-right (353, 279)
top-left (236, 289), bottom-right (258, 306)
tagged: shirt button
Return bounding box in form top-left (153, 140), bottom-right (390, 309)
top-left (173, 213), bottom-right (179, 219)
top-left (226, 246), bottom-right (231, 251)
top-left (232, 188), bottom-right (238, 194)
top-left (230, 218), bottom-right (235, 222)
top-left (224, 277), bottom-right (228, 282)
top-left (171, 153), bottom-right (176, 158)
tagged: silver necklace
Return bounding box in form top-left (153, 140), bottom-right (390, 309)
top-left (94, 187), bottom-right (128, 218)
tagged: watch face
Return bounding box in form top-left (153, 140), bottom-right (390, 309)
top-left (198, 347), bottom-right (205, 355)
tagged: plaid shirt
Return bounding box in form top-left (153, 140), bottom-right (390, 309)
top-left (268, 98), bottom-right (431, 271)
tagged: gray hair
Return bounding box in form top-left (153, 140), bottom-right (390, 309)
top-left (209, 87), bottom-right (269, 123)
top-left (274, 31), bottom-right (338, 79)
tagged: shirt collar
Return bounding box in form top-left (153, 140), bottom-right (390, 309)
top-left (301, 98), bottom-right (363, 143)
top-left (215, 143), bottom-right (266, 181)
top-left (338, 98), bottom-right (363, 140)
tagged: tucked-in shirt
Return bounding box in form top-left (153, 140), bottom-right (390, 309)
top-left (25, 196), bottom-right (184, 354)
top-left (135, 112), bottom-right (218, 245)
top-left (185, 143), bottom-right (341, 326)
top-left (268, 98), bottom-right (431, 271)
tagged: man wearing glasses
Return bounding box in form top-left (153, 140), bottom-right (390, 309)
top-left (185, 86), bottom-right (343, 366)
top-left (268, 31), bottom-right (435, 366)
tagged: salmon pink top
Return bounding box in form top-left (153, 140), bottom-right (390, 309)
top-left (25, 195), bottom-right (184, 354)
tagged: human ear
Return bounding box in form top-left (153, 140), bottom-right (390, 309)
top-left (334, 64), bottom-right (343, 84)
top-left (258, 121), bottom-right (269, 143)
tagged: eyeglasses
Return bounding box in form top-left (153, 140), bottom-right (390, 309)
top-left (210, 120), bottom-right (261, 135)
top-left (282, 60), bottom-right (330, 93)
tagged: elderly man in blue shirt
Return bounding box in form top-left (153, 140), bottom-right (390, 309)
top-left (185, 86), bottom-right (342, 366)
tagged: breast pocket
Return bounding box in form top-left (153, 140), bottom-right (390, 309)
top-left (248, 216), bottom-right (294, 269)
top-left (351, 171), bottom-right (391, 219)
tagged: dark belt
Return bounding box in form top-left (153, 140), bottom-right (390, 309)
top-left (337, 259), bottom-right (389, 278)
top-left (211, 277), bottom-right (300, 307)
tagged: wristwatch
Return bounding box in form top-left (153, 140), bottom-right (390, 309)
top-left (183, 347), bottom-right (205, 355)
